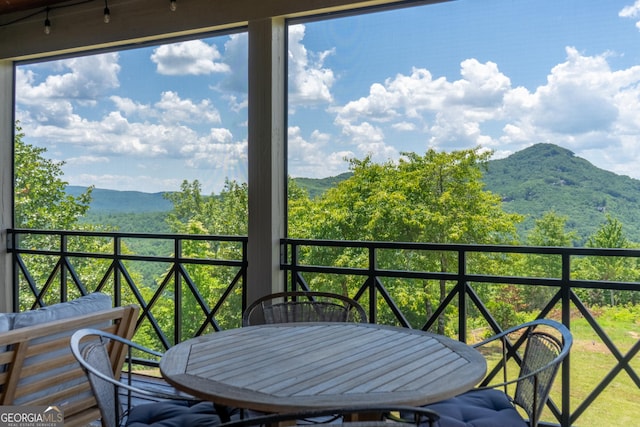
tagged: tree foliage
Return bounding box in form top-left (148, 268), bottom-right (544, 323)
top-left (289, 148), bottom-right (524, 331)
top-left (14, 124), bottom-right (93, 230)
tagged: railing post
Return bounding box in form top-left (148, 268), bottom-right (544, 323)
top-left (561, 251), bottom-right (571, 427)
top-left (60, 233), bottom-right (68, 302)
top-left (289, 241), bottom-right (297, 292)
top-left (368, 244), bottom-right (377, 323)
top-left (113, 235), bottom-right (122, 306)
top-left (458, 249), bottom-right (467, 343)
top-left (174, 237), bottom-right (182, 345)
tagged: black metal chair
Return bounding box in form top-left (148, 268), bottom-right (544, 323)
top-left (70, 328), bottom-right (234, 427)
top-left (242, 291), bottom-right (367, 326)
top-left (421, 319), bottom-right (572, 427)
top-left (220, 405), bottom-right (439, 427)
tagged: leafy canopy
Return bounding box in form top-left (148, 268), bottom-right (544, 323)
top-left (14, 124), bottom-right (93, 229)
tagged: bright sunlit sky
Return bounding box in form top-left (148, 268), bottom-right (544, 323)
top-left (14, 0), bottom-right (640, 194)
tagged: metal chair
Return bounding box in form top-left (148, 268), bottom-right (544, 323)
top-left (70, 328), bottom-right (233, 427)
top-left (423, 319), bottom-right (572, 427)
top-left (220, 405), bottom-right (440, 427)
top-left (242, 291), bottom-right (367, 326)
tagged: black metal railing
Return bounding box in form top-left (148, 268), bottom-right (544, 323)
top-left (281, 238), bottom-right (640, 427)
top-left (6, 229), bottom-right (640, 426)
top-left (7, 228), bottom-right (247, 348)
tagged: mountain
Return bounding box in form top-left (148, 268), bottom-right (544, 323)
top-left (294, 172), bottom-right (353, 199)
top-left (66, 143), bottom-right (640, 243)
top-left (66, 186), bottom-right (173, 213)
top-left (482, 143), bottom-right (640, 244)
top-left (294, 144), bottom-right (640, 243)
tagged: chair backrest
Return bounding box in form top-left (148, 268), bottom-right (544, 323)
top-left (476, 319), bottom-right (572, 427)
top-left (242, 291), bottom-right (367, 326)
top-left (70, 328), bottom-right (180, 427)
top-left (80, 339), bottom-right (122, 427)
top-left (514, 326), bottom-right (565, 427)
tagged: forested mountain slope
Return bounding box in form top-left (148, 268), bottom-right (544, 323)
top-left (69, 143), bottom-right (640, 244)
top-left (294, 143), bottom-right (640, 244)
top-left (482, 143), bottom-right (640, 244)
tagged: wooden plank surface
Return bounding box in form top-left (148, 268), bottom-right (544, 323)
top-left (160, 323), bottom-right (486, 413)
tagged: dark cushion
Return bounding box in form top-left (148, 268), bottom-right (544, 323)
top-left (423, 389), bottom-right (528, 427)
top-left (126, 401), bottom-right (222, 427)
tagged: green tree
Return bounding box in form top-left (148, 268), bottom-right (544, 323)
top-left (517, 211), bottom-right (577, 311)
top-left (14, 124), bottom-right (93, 229)
top-left (575, 215), bottom-right (639, 305)
top-left (300, 148), bottom-right (523, 332)
top-left (12, 124), bottom-right (130, 309)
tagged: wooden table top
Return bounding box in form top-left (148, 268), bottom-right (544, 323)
top-left (159, 322), bottom-right (487, 413)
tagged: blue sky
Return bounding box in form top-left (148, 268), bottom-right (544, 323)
top-left (14, 0), bottom-right (640, 194)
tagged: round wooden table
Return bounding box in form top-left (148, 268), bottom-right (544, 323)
top-left (160, 322), bottom-right (487, 413)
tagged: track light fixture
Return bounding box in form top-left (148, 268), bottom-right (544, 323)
top-left (44, 7), bottom-right (51, 34)
top-left (170, 0), bottom-right (177, 12)
top-left (103, 0), bottom-right (110, 23)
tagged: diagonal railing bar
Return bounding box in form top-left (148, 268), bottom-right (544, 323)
top-left (622, 340), bottom-right (640, 387)
top-left (568, 290), bottom-right (640, 424)
top-left (291, 271), bottom-right (312, 292)
top-left (464, 283), bottom-right (502, 335)
top-left (93, 253), bottom-right (173, 349)
top-left (421, 281), bottom-right (462, 332)
top-left (137, 262), bottom-right (180, 350)
top-left (196, 268), bottom-right (245, 336)
top-left (568, 290), bottom-right (610, 424)
top-left (480, 330), bottom-right (530, 386)
top-left (62, 255), bottom-right (90, 296)
top-left (374, 277), bottom-right (411, 328)
top-left (96, 257), bottom-right (118, 293)
top-left (352, 276), bottom-right (375, 320)
top-left (14, 253), bottom-right (45, 308)
top-left (175, 263), bottom-right (225, 337)
top-left (33, 257), bottom-right (63, 309)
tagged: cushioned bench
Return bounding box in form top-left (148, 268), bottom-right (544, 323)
top-left (0, 293), bottom-right (139, 427)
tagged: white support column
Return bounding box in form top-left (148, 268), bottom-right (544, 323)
top-left (0, 60), bottom-right (14, 312)
top-left (246, 18), bottom-right (286, 305)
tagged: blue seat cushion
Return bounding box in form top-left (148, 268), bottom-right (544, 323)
top-left (423, 389), bottom-right (528, 427)
top-left (126, 401), bottom-right (222, 427)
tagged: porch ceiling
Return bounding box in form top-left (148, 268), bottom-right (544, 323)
top-left (0, 0), bottom-right (78, 15)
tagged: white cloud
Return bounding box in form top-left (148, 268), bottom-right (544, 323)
top-left (288, 126), bottom-right (354, 178)
top-left (288, 24), bottom-right (336, 105)
top-left (531, 47), bottom-right (620, 135)
top-left (151, 40), bottom-right (230, 75)
top-left (111, 92), bottom-right (221, 125)
top-left (66, 155), bottom-right (110, 165)
top-left (18, 53), bottom-right (120, 101)
top-left (155, 91), bottom-right (221, 124)
top-left (328, 45), bottom-right (640, 181)
top-left (182, 133), bottom-right (247, 170)
top-left (16, 53), bottom-right (120, 128)
top-left (219, 33), bottom-right (249, 93)
top-left (620, 1), bottom-right (640, 29)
